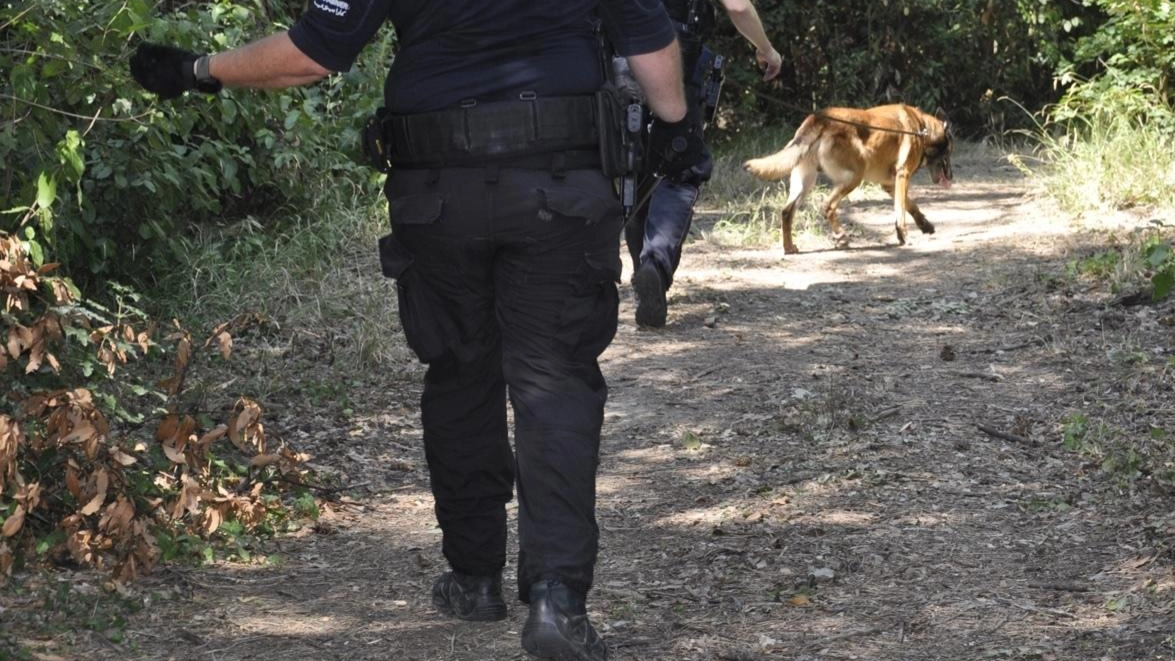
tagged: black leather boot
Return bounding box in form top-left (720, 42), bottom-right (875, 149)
top-left (432, 571), bottom-right (507, 621)
top-left (521, 580), bottom-right (607, 661)
top-left (632, 260), bottom-right (667, 328)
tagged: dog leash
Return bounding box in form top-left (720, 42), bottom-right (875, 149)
top-left (624, 172), bottom-right (665, 222)
top-left (744, 88), bottom-right (929, 137)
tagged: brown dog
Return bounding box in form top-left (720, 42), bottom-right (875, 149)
top-left (743, 104), bottom-right (954, 253)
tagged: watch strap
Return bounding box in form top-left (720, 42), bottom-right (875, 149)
top-left (192, 54), bottom-right (222, 94)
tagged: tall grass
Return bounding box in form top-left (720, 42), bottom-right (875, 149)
top-left (699, 125), bottom-right (827, 247)
top-left (157, 177), bottom-right (408, 369)
top-left (1036, 109), bottom-right (1175, 214)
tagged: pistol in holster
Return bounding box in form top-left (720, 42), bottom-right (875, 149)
top-left (598, 56), bottom-right (648, 217)
top-left (363, 107), bottom-right (393, 174)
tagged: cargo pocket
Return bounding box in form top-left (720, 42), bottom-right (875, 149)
top-left (565, 253), bottom-right (621, 361)
top-left (377, 193), bottom-right (454, 363)
top-left (540, 186), bottom-right (623, 359)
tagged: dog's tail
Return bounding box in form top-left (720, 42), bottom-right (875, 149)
top-left (742, 115), bottom-right (823, 182)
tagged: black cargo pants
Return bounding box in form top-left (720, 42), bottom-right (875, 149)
top-left (379, 163), bottom-right (622, 601)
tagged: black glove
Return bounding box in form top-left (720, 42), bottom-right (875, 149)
top-left (130, 43), bottom-right (221, 99)
top-left (646, 108), bottom-right (706, 181)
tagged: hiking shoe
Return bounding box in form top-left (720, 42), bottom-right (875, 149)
top-left (632, 260), bottom-right (667, 328)
top-left (432, 571), bottom-right (507, 622)
top-left (521, 580), bottom-right (607, 661)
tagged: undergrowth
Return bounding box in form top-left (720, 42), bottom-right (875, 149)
top-left (1037, 114), bottom-right (1175, 214)
top-left (153, 186), bottom-right (405, 370)
top-left (0, 233), bottom-right (319, 584)
top-left (701, 125), bottom-right (823, 248)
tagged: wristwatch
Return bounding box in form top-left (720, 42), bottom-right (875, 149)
top-left (192, 54), bottom-right (223, 94)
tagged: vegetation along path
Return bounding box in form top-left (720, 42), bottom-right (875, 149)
top-left (10, 145), bottom-right (1175, 661)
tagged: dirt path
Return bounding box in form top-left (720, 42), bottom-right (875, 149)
top-left (14, 146), bottom-right (1174, 661)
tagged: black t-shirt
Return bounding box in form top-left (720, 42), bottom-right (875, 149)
top-left (288, 0), bottom-right (676, 113)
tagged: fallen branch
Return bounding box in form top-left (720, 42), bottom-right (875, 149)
top-left (955, 371), bottom-right (1004, 382)
top-left (995, 597), bottom-right (1080, 620)
top-left (1027, 581), bottom-right (1091, 592)
top-left (977, 423), bottom-right (1034, 446)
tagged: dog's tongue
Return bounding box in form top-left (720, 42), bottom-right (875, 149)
top-left (939, 178), bottom-right (952, 189)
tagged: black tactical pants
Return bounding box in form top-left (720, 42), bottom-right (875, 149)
top-left (379, 164), bottom-right (623, 601)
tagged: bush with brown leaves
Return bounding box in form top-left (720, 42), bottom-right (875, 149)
top-left (1, 231), bottom-right (309, 582)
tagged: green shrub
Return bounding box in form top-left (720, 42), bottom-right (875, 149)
top-left (705, 0), bottom-right (1094, 139)
top-left (1, 0), bottom-right (392, 292)
top-left (1053, 0), bottom-right (1175, 131)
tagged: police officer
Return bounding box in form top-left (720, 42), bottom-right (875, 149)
top-left (628, 0), bottom-right (783, 327)
top-left (129, 2), bottom-right (704, 660)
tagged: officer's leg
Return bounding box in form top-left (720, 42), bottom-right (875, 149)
top-left (639, 178), bottom-right (700, 289)
top-left (382, 169), bottom-right (514, 582)
top-left (492, 168), bottom-right (622, 601)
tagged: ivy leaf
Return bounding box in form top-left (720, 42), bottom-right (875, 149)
top-left (56, 130), bottom-right (85, 179)
top-left (35, 172), bottom-right (57, 210)
top-left (1151, 269), bottom-right (1173, 301)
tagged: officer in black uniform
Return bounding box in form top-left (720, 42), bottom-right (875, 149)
top-left (129, 2), bottom-right (704, 660)
top-left (627, 0), bottom-right (782, 328)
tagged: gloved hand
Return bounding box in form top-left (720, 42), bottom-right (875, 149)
top-left (646, 108), bottom-right (706, 182)
top-left (130, 43), bottom-right (221, 99)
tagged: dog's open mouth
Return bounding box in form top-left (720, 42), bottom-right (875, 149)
top-left (932, 164), bottom-right (953, 189)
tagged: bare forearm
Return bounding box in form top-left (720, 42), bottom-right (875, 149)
top-left (721, 0), bottom-right (772, 53)
top-left (626, 40), bottom-right (687, 122)
top-left (207, 32), bottom-right (331, 89)
top-left (720, 0), bottom-right (783, 81)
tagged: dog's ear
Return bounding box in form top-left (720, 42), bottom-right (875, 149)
top-left (934, 106), bottom-right (949, 122)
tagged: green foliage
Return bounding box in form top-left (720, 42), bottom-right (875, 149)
top-left (1066, 249), bottom-right (1121, 281)
top-left (1037, 0), bottom-right (1175, 213)
top-left (1144, 234), bottom-right (1175, 300)
top-left (293, 490), bottom-right (319, 520)
top-left (1033, 107), bottom-right (1175, 212)
top-left (1054, 0), bottom-right (1175, 131)
top-left (0, 0), bottom-right (392, 292)
top-left (1062, 413), bottom-right (1095, 450)
top-left (706, 0), bottom-right (1095, 138)
top-left (1060, 407), bottom-right (1175, 490)
top-left (1056, 222), bottom-right (1175, 302)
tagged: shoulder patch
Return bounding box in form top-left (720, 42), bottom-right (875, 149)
top-left (312, 0), bottom-right (350, 19)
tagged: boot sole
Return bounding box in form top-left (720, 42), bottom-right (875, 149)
top-left (521, 620), bottom-right (600, 661)
top-left (433, 596), bottom-right (507, 622)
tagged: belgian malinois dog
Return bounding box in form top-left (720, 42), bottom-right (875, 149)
top-left (743, 104), bottom-right (954, 254)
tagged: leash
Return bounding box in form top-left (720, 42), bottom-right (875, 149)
top-left (744, 88), bottom-right (929, 137)
top-left (623, 88), bottom-right (933, 221)
top-left (624, 173), bottom-right (665, 222)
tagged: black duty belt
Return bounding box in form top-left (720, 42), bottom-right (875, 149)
top-left (383, 94), bottom-right (601, 170)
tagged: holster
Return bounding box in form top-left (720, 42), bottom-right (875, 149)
top-left (697, 47), bottom-right (725, 127)
top-left (363, 107), bottom-right (393, 173)
top-left (595, 84), bottom-right (641, 179)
